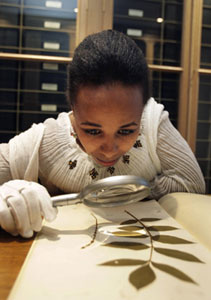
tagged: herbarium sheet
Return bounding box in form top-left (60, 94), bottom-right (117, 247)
top-left (8, 200), bottom-right (211, 300)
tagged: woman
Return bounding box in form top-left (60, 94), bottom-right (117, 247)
top-left (0, 30), bottom-right (205, 238)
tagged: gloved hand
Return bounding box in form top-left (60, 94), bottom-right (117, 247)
top-left (0, 180), bottom-right (57, 238)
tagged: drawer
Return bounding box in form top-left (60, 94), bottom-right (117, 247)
top-left (152, 73), bottom-right (179, 101)
top-left (0, 68), bottom-right (18, 89)
top-left (20, 69), bottom-right (66, 91)
top-left (22, 29), bottom-right (70, 51)
top-left (197, 122), bottom-right (211, 139)
top-left (0, 48), bottom-right (18, 53)
top-left (0, 6), bottom-right (20, 26)
top-left (21, 60), bottom-right (67, 71)
top-left (0, 112), bottom-right (16, 131)
top-left (0, 132), bottom-right (16, 143)
top-left (198, 102), bottom-right (211, 120)
top-left (0, 91), bottom-right (17, 110)
top-left (161, 100), bottom-right (178, 120)
top-left (199, 77), bottom-right (211, 100)
top-left (163, 43), bottom-right (181, 62)
top-left (24, 0), bottom-right (77, 11)
top-left (203, 7), bottom-right (211, 26)
top-left (114, 18), bottom-right (161, 39)
top-left (23, 8), bottom-right (76, 29)
top-left (0, 28), bottom-right (19, 47)
top-left (19, 112), bottom-right (57, 131)
top-left (114, 0), bottom-right (161, 19)
top-left (202, 27), bottom-right (211, 45)
top-left (196, 141), bottom-right (210, 158)
top-left (0, 59), bottom-right (19, 69)
top-left (198, 160), bottom-right (209, 177)
top-left (0, 0), bottom-right (20, 3)
top-left (165, 3), bottom-right (183, 22)
top-left (154, 42), bottom-right (181, 65)
top-left (164, 24), bottom-right (182, 41)
top-left (20, 92), bottom-right (68, 112)
top-left (201, 46), bottom-right (211, 66)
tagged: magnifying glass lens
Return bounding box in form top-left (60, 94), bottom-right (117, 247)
top-left (52, 176), bottom-right (150, 208)
top-left (83, 184), bottom-right (150, 207)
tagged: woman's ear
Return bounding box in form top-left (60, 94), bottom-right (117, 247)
top-left (70, 112), bottom-right (75, 127)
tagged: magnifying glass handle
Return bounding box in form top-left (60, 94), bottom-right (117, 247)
top-left (51, 193), bottom-right (81, 207)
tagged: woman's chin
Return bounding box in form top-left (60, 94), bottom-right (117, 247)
top-left (94, 157), bottom-right (119, 167)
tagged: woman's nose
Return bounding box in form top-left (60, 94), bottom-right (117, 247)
top-left (100, 138), bottom-right (119, 156)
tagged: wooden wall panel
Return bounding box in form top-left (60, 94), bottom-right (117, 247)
top-left (186, 0), bottom-right (203, 152)
top-left (76, 0), bottom-right (113, 46)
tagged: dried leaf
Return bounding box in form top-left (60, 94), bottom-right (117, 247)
top-left (120, 219), bottom-right (137, 225)
top-left (129, 264), bottom-right (156, 290)
top-left (154, 247), bottom-right (204, 263)
top-left (118, 225), bottom-right (143, 231)
top-left (103, 241), bottom-right (149, 250)
top-left (148, 226), bottom-right (178, 232)
top-left (100, 259), bottom-right (146, 266)
top-left (127, 235), bottom-right (148, 239)
top-left (112, 231), bottom-right (147, 237)
top-left (120, 218), bottom-right (161, 226)
top-left (152, 262), bottom-right (197, 284)
top-left (140, 218), bottom-right (161, 222)
top-left (152, 235), bottom-right (194, 244)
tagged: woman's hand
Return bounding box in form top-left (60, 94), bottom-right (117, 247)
top-left (0, 180), bottom-right (57, 238)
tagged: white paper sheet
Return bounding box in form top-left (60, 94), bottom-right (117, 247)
top-left (8, 200), bottom-right (211, 300)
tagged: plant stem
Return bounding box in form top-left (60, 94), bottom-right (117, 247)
top-left (81, 213), bottom-right (98, 249)
top-left (125, 210), bottom-right (154, 263)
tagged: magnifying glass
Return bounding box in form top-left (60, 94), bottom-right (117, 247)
top-left (51, 175), bottom-right (150, 208)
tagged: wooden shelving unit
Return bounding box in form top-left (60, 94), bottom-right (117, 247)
top-left (0, 0), bottom-right (210, 192)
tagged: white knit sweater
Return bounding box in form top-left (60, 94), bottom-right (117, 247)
top-left (0, 98), bottom-right (205, 199)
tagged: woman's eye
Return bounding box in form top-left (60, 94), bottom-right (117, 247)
top-left (118, 129), bottom-right (135, 136)
top-left (84, 129), bottom-right (101, 136)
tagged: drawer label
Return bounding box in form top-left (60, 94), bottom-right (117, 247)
top-left (43, 42), bottom-right (60, 50)
top-left (127, 28), bottom-right (142, 37)
top-left (41, 104), bottom-right (57, 111)
top-left (41, 83), bottom-right (58, 91)
top-left (44, 21), bottom-right (61, 29)
top-left (45, 1), bottom-right (62, 8)
top-left (43, 63), bottom-right (59, 70)
top-left (128, 9), bottom-right (144, 18)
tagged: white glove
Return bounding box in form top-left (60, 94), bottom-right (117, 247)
top-left (0, 180), bottom-right (57, 238)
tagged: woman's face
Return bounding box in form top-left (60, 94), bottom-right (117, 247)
top-left (71, 83), bottom-right (144, 167)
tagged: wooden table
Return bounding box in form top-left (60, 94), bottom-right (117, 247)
top-left (0, 229), bottom-right (34, 300)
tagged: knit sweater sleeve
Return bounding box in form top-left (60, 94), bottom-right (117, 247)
top-left (0, 143), bottom-right (12, 184)
top-left (149, 112), bottom-right (206, 199)
top-left (0, 123), bottom-right (44, 184)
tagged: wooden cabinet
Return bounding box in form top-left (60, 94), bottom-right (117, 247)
top-left (0, 0), bottom-right (77, 141)
top-left (196, 1), bottom-right (211, 193)
top-left (0, 0), bottom-right (210, 192)
top-left (113, 0), bottom-right (183, 127)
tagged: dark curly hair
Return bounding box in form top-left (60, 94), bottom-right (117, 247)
top-left (67, 30), bottom-right (150, 108)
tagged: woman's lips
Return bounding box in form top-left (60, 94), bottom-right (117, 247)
top-left (94, 157), bottom-right (119, 166)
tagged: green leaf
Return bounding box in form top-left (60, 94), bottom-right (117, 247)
top-left (112, 231), bottom-right (147, 237)
top-left (103, 241), bottom-right (149, 250)
top-left (140, 218), bottom-right (161, 222)
top-left (129, 264), bottom-right (156, 290)
top-left (152, 262), bottom-right (197, 284)
top-left (118, 225), bottom-right (143, 231)
top-left (154, 247), bottom-right (204, 263)
top-left (120, 219), bottom-right (137, 225)
top-left (148, 226), bottom-right (178, 232)
top-left (99, 259), bottom-right (146, 266)
top-left (152, 235), bottom-right (194, 244)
